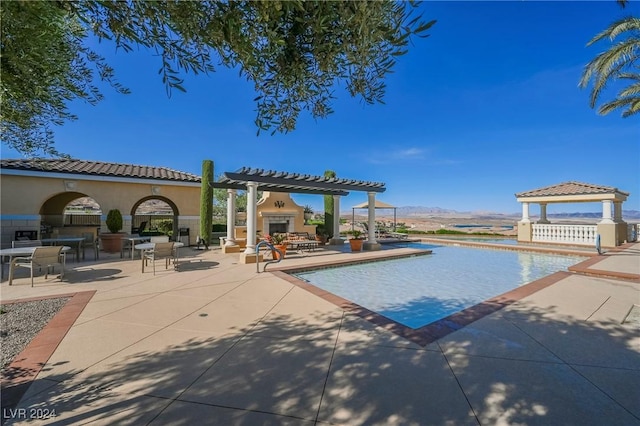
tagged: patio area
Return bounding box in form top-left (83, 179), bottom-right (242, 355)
top-left (1, 242), bottom-right (639, 425)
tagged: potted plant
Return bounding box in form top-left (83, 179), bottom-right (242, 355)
top-left (265, 233), bottom-right (288, 260)
top-left (303, 205), bottom-right (313, 224)
top-left (101, 209), bottom-right (125, 253)
top-left (314, 225), bottom-right (329, 245)
top-left (347, 229), bottom-right (364, 252)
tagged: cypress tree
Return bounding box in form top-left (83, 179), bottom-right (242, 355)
top-left (200, 160), bottom-right (214, 246)
top-left (323, 170), bottom-right (336, 238)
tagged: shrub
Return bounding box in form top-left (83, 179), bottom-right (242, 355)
top-left (106, 209), bottom-right (123, 233)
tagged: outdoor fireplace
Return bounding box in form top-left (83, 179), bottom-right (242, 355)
top-left (269, 223), bottom-right (288, 234)
top-left (260, 213), bottom-right (297, 235)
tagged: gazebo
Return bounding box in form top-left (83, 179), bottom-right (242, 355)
top-left (515, 181), bottom-right (631, 247)
top-left (351, 200), bottom-right (398, 231)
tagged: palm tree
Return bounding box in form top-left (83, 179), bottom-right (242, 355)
top-left (579, 16), bottom-right (640, 118)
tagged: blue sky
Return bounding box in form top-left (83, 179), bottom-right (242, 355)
top-left (3, 1), bottom-right (639, 214)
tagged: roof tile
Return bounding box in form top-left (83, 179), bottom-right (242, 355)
top-left (0, 159), bottom-right (201, 183)
top-left (516, 181), bottom-right (629, 197)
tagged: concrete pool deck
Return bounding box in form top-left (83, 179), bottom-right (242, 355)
top-left (1, 241), bottom-right (639, 425)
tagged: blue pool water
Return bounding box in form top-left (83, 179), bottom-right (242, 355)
top-left (293, 244), bottom-right (586, 329)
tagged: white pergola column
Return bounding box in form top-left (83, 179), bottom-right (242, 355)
top-left (521, 202), bottom-right (531, 223)
top-left (243, 181), bottom-right (258, 254)
top-left (225, 189), bottom-right (237, 246)
top-left (599, 200), bottom-right (614, 224)
top-left (367, 192), bottom-right (377, 243)
top-left (363, 192), bottom-right (381, 250)
top-left (537, 203), bottom-right (550, 224)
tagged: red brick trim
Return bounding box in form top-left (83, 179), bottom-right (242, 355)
top-left (0, 290), bottom-right (95, 412)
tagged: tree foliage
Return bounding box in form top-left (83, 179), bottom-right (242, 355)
top-left (579, 5), bottom-right (639, 118)
top-left (323, 169), bottom-right (336, 238)
top-left (200, 160), bottom-right (214, 245)
top-left (1, 0), bottom-right (435, 157)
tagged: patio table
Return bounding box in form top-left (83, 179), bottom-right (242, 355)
top-left (0, 246), bottom-right (71, 280)
top-left (124, 235), bottom-right (152, 259)
top-left (285, 239), bottom-right (319, 253)
top-left (41, 237), bottom-right (85, 262)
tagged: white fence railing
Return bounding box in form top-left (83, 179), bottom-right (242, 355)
top-left (532, 224), bottom-right (597, 245)
top-left (628, 223), bottom-right (639, 242)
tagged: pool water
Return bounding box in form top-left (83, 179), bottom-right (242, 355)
top-left (293, 244), bottom-right (587, 329)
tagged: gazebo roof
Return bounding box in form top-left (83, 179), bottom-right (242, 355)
top-left (515, 181), bottom-right (629, 203)
top-left (352, 200), bottom-right (396, 209)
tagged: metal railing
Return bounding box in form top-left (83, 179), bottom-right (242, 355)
top-left (255, 240), bottom-right (282, 273)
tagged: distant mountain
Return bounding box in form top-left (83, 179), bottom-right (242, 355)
top-left (345, 206), bottom-right (640, 220)
top-left (549, 210), bottom-right (640, 219)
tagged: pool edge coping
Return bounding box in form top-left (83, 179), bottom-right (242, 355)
top-left (269, 244), bottom-right (615, 347)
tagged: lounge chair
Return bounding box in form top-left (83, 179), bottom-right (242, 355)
top-left (132, 221), bottom-right (147, 236)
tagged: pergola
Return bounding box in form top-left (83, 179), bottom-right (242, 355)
top-left (216, 167), bottom-right (387, 262)
top-left (351, 200), bottom-right (398, 231)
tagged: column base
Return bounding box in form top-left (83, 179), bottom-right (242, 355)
top-left (328, 238), bottom-right (345, 245)
top-left (363, 242), bottom-right (382, 251)
top-left (239, 252), bottom-right (264, 264)
top-left (222, 245), bottom-right (241, 254)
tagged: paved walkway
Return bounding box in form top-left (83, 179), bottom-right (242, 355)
top-left (1, 242), bottom-right (638, 425)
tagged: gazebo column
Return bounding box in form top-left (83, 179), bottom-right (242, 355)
top-left (329, 195), bottom-right (344, 245)
top-left (363, 192), bottom-right (381, 251)
top-left (597, 199), bottom-right (619, 248)
top-left (599, 200), bottom-right (614, 224)
top-left (222, 189), bottom-right (240, 253)
top-left (517, 202), bottom-right (532, 243)
top-left (537, 203), bottom-right (550, 224)
top-left (239, 181), bottom-right (262, 264)
top-left (613, 201), bottom-right (623, 222)
top-left (613, 201), bottom-right (629, 244)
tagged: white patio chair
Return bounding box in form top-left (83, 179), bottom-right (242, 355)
top-left (9, 246), bottom-right (64, 286)
top-left (142, 242), bottom-right (175, 275)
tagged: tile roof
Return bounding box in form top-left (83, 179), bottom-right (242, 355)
top-left (516, 181), bottom-right (629, 198)
top-left (0, 159), bottom-right (201, 183)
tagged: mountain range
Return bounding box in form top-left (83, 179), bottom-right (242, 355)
top-left (347, 206), bottom-right (640, 220)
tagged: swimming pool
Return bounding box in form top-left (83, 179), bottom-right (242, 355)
top-left (293, 244), bottom-right (587, 329)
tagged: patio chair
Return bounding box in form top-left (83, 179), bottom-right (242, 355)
top-left (142, 242), bottom-right (175, 275)
top-left (56, 234), bottom-right (82, 263)
top-left (9, 246), bottom-right (64, 286)
top-left (82, 232), bottom-right (99, 260)
top-left (150, 235), bottom-right (170, 243)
